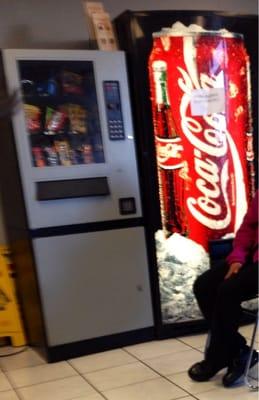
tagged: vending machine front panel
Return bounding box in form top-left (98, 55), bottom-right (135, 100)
top-left (3, 50), bottom-right (142, 229)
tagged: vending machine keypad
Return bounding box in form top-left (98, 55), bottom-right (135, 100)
top-left (103, 81), bottom-right (125, 140)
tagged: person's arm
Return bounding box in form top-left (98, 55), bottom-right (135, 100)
top-left (225, 190), bottom-right (258, 279)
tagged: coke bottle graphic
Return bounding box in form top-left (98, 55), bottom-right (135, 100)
top-left (151, 60), bottom-right (187, 236)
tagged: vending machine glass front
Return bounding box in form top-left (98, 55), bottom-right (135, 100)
top-left (18, 60), bottom-right (104, 168)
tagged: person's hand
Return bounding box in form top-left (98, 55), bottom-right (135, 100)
top-left (224, 262), bottom-right (243, 280)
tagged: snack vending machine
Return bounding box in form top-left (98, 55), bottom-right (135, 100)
top-left (115, 11), bottom-right (258, 338)
top-left (0, 49), bottom-right (154, 361)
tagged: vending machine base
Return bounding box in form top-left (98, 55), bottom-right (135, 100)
top-left (31, 227), bottom-right (154, 361)
top-left (46, 326), bottom-right (154, 363)
top-left (5, 224), bottom-right (155, 363)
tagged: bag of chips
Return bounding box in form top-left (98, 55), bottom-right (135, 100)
top-left (44, 146), bottom-right (59, 166)
top-left (24, 104), bottom-right (41, 133)
top-left (66, 104), bottom-right (87, 134)
top-left (61, 71), bottom-right (83, 95)
top-left (45, 107), bottom-right (67, 135)
top-left (54, 140), bottom-right (71, 166)
top-left (32, 147), bottom-right (45, 167)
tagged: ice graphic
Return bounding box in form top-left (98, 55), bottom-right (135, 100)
top-left (156, 230), bottom-right (210, 323)
top-left (168, 22), bottom-right (233, 37)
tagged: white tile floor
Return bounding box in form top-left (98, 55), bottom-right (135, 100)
top-left (0, 324), bottom-right (257, 400)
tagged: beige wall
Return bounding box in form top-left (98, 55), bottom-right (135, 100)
top-left (0, 0), bottom-right (257, 49)
top-left (0, 0), bottom-right (257, 243)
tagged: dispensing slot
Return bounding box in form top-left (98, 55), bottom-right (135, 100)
top-left (36, 177), bottom-right (109, 201)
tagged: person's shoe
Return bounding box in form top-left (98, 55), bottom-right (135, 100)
top-left (188, 360), bottom-right (225, 382)
top-left (222, 347), bottom-right (259, 387)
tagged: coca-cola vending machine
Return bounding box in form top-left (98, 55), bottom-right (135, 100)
top-left (115, 11), bottom-right (258, 337)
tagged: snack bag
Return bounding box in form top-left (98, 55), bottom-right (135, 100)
top-left (61, 71), bottom-right (83, 95)
top-left (82, 144), bottom-right (94, 164)
top-left (67, 104), bottom-right (87, 134)
top-left (32, 147), bottom-right (45, 167)
top-left (21, 79), bottom-right (36, 96)
top-left (24, 104), bottom-right (41, 133)
top-left (45, 107), bottom-right (67, 135)
top-left (69, 148), bottom-right (78, 165)
top-left (44, 146), bottom-right (59, 166)
top-left (54, 140), bottom-right (71, 166)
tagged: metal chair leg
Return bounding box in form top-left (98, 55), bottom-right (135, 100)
top-left (244, 316), bottom-right (259, 390)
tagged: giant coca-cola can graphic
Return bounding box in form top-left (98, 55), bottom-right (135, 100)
top-left (148, 23), bottom-right (255, 323)
top-left (149, 24), bottom-right (255, 249)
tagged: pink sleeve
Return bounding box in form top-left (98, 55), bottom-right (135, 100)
top-left (226, 190), bottom-right (258, 265)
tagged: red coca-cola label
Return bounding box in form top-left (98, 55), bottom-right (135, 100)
top-left (149, 32), bottom-right (255, 249)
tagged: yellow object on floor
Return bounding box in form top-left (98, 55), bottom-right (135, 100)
top-left (0, 245), bottom-right (26, 346)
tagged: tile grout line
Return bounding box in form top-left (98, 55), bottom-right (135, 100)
top-left (122, 346), bottom-right (201, 399)
top-left (1, 366), bottom-right (24, 399)
top-left (67, 357), bottom-right (137, 374)
top-left (68, 345), bottom-right (185, 394)
top-left (121, 343), bottom-right (204, 361)
top-left (67, 360), bottom-right (109, 400)
top-left (169, 395), bottom-right (199, 400)
top-left (0, 361), bottom-right (45, 373)
top-left (86, 375), bottom-right (163, 394)
top-left (0, 388), bottom-right (22, 399)
top-left (3, 365), bottom-right (79, 390)
top-left (176, 340), bottom-right (204, 355)
top-left (123, 347), bottom-right (241, 400)
top-left (13, 386), bottom-right (23, 400)
top-left (69, 393), bottom-right (108, 400)
top-left (122, 344), bottom-right (242, 399)
top-left (68, 358), bottom-right (171, 395)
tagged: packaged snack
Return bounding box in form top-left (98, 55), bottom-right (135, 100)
top-left (54, 140), bottom-right (71, 166)
top-left (21, 80), bottom-right (36, 96)
top-left (82, 144), bottom-right (94, 164)
top-left (44, 146), bottom-right (59, 166)
top-left (45, 107), bottom-right (67, 135)
top-left (47, 76), bottom-right (58, 96)
top-left (24, 104), bottom-right (41, 133)
top-left (69, 149), bottom-right (78, 165)
top-left (61, 71), bottom-right (83, 95)
top-left (36, 75), bottom-right (58, 97)
top-left (36, 82), bottom-right (48, 97)
top-left (72, 145), bottom-right (83, 164)
top-left (32, 147), bottom-right (46, 167)
top-left (67, 103), bottom-right (87, 134)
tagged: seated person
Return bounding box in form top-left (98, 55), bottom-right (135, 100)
top-left (188, 189), bottom-right (258, 387)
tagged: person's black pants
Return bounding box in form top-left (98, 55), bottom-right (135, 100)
top-left (194, 260), bottom-right (258, 367)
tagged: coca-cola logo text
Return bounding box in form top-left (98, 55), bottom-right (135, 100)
top-left (177, 37), bottom-right (247, 231)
